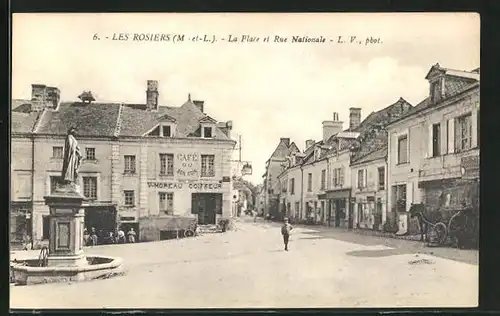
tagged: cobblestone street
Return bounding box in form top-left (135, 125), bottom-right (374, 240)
top-left (10, 217), bottom-right (478, 309)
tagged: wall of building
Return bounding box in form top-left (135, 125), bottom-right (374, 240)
top-left (31, 136), bottom-right (114, 242)
top-left (11, 137), bottom-right (33, 201)
top-left (351, 159), bottom-right (387, 230)
top-left (302, 159), bottom-right (327, 221)
top-left (285, 166), bottom-right (303, 220)
top-left (387, 87), bottom-right (479, 234)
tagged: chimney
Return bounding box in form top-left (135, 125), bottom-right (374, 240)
top-left (280, 138), bottom-right (290, 147)
top-left (31, 84), bottom-right (61, 111)
top-left (322, 112), bottom-right (344, 142)
top-left (217, 120), bottom-right (233, 138)
top-left (193, 100), bottom-right (204, 113)
top-left (349, 107), bottom-right (362, 130)
top-left (78, 91), bottom-right (95, 104)
top-left (146, 80), bottom-right (159, 111)
top-left (305, 139), bottom-right (315, 149)
top-left (46, 87), bottom-right (61, 109)
top-left (31, 84), bottom-right (47, 112)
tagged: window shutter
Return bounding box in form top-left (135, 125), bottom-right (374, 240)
top-left (428, 124), bottom-right (433, 158)
top-left (447, 119), bottom-right (455, 154)
top-left (340, 167), bottom-right (344, 186)
top-left (363, 169), bottom-right (367, 187)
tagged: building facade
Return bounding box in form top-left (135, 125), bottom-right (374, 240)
top-left (262, 138), bottom-right (299, 219)
top-left (11, 81), bottom-right (236, 247)
top-left (351, 149), bottom-right (387, 230)
top-left (387, 64), bottom-right (480, 235)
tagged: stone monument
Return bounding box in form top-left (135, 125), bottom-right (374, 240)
top-left (44, 127), bottom-right (87, 267)
top-left (12, 127), bottom-right (123, 284)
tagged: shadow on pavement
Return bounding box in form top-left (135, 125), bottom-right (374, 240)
top-left (346, 248), bottom-right (416, 258)
top-left (298, 230), bottom-right (478, 265)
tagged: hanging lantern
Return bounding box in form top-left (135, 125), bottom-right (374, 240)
top-left (241, 163), bottom-right (253, 175)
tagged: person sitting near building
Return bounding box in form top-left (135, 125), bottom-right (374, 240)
top-left (117, 228), bottom-right (126, 244)
top-left (106, 231), bottom-right (115, 244)
top-left (127, 228), bottom-right (137, 243)
top-left (83, 228), bottom-right (90, 246)
top-left (89, 227), bottom-right (98, 246)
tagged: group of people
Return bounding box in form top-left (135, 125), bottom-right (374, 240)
top-left (83, 226), bottom-right (137, 246)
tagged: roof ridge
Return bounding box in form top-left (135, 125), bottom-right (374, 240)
top-left (114, 103), bottom-right (124, 137)
top-left (32, 109), bottom-right (48, 133)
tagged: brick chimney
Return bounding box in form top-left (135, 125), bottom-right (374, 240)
top-left (193, 100), bottom-right (204, 113)
top-left (146, 80), bottom-right (159, 111)
top-left (349, 107), bottom-right (362, 131)
top-left (322, 112), bottom-right (344, 142)
top-left (31, 84), bottom-right (60, 111)
top-left (305, 139), bottom-right (315, 149)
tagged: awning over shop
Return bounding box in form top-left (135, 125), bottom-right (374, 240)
top-left (418, 177), bottom-right (458, 189)
top-left (325, 188), bottom-right (351, 200)
top-left (317, 194), bottom-right (327, 200)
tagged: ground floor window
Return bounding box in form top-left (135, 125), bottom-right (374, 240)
top-left (159, 192), bottom-right (174, 215)
top-left (42, 215), bottom-right (50, 240)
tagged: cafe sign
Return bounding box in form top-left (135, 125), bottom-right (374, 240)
top-left (147, 181), bottom-right (223, 191)
top-left (460, 155), bottom-right (479, 180)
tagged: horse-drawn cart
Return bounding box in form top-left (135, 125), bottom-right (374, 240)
top-left (409, 203), bottom-right (476, 248)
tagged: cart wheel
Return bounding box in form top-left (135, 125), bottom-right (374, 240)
top-left (433, 222), bottom-right (448, 245)
top-left (38, 246), bottom-right (49, 267)
top-left (184, 229), bottom-right (195, 238)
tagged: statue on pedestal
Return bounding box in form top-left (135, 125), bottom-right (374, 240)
top-left (59, 127), bottom-right (83, 193)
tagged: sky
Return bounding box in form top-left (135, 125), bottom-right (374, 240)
top-left (12, 13), bottom-right (480, 184)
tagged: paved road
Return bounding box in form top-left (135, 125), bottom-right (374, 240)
top-left (10, 217), bottom-right (478, 309)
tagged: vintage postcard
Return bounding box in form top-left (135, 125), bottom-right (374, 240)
top-left (10, 12), bottom-right (479, 309)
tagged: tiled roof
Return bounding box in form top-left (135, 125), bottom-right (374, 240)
top-left (269, 138), bottom-right (294, 160)
top-left (391, 81), bottom-right (478, 126)
top-left (36, 102), bottom-right (121, 137)
top-left (351, 145), bottom-right (387, 166)
top-left (12, 99), bottom-right (231, 140)
top-left (12, 99), bottom-right (33, 113)
top-left (11, 112), bottom-right (40, 134)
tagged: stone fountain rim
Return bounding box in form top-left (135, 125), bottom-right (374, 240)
top-left (11, 256), bottom-right (123, 273)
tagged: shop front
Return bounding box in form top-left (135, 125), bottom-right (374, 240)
top-left (318, 194), bottom-right (328, 225)
top-left (10, 202), bottom-right (32, 249)
top-left (84, 203), bottom-right (117, 244)
top-left (325, 189), bottom-right (352, 228)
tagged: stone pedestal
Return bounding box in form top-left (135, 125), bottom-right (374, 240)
top-left (44, 183), bottom-right (87, 267)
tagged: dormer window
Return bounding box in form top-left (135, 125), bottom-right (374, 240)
top-left (144, 114), bottom-right (177, 138)
top-left (162, 125), bottom-right (171, 137)
top-left (203, 127), bottom-right (213, 138)
top-left (145, 123), bottom-right (175, 137)
top-left (199, 115), bottom-right (217, 138)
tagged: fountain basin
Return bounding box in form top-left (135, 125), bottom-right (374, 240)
top-left (11, 256), bottom-right (124, 285)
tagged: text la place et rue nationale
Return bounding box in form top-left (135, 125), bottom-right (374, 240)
top-left (94, 33), bottom-right (383, 45)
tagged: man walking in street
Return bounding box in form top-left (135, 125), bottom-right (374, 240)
top-left (281, 218), bottom-right (293, 251)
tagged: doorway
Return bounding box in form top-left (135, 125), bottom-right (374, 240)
top-left (192, 193), bottom-right (222, 225)
top-left (84, 206), bottom-right (117, 243)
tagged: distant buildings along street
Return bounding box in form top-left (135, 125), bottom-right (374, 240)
top-left (263, 63), bottom-right (479, 242)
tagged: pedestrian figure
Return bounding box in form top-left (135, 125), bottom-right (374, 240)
top-left (127, 228), bottom-right (136, 243)
top-left (253, 209), bottom-right (257, 223)
top-left (107, 231), bottom-right (115, 244)
top-left (281, 218), bottom-right (293, 251)
top-left (83, 228), bottom-right (89, 246)
top-left (117, 228), bottom-right (126, 244)
top-left (90, 227), bottom-right (98, 246)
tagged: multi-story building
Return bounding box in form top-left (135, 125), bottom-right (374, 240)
top-left (262, 138), bottom-right (299, 219)
top-left (349, 98), bottom-right (413, 230)
top-left (11, 81), bottom-right (236, 247)
top-left (387, 64), bottom-right (480, 235)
